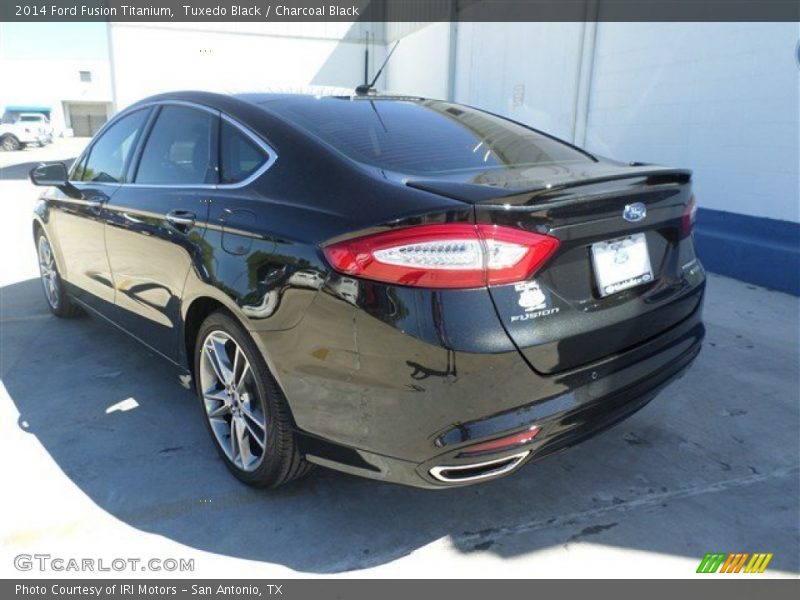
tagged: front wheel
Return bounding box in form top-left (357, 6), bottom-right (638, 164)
top-left (36, 232), bottom-right (81, 317)
top-left (194, 311), bottom-right (313, 488)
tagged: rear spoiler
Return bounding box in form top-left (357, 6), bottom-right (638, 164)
top-left (406, 167), bottom-right (692, 206)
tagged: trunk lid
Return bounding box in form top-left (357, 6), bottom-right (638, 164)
top-left (409, 163), bottom-right (704, 374)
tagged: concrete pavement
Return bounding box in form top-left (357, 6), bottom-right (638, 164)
top-left (0, 140), bottom-right (798, 578)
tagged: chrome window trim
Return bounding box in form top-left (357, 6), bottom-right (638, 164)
top-left (68, 99), bottom-right (278, 190)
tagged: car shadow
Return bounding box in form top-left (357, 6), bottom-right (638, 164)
top-left (2, 277), bottom-right (798, 574)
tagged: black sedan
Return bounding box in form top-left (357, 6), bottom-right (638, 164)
top-left (29, 91), bottom-right (705, 488)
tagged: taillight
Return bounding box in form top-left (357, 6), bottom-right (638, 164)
top-left (681, 193), bottom-right (698, 236)
top-left (323, 224), bottom-right (560, 289)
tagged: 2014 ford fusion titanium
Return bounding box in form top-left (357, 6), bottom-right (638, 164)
top-left (29, 91), bottom-right (705, 489)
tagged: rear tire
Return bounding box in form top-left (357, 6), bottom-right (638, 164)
top-left (36, 231), bottom-right (81, 318)
top-left (194, 310), bottom-right (313, 488)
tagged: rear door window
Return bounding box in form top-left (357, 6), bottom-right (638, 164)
top-left (81, 109), bottom-right (149, 183)
top-left (135, 106), bottom-right (219, 185)
top-left (219, 120), bottom-right (268, 184)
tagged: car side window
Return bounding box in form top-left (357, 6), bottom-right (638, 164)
top-left (70, 154), bottom-right (89, 182)
top-left (81, 109), bottom-right (149, 183)
top-left (135, 106), bottom-right (218, 185)
top-left (220, 120), bottom-right (267, 184)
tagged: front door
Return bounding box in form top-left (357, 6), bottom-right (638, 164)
top-left (47, 107), bottom-right (151, 316)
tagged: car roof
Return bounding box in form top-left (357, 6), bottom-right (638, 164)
top-left (126, 90), bottom-right (437, 152)
top-left (132, 88), bottom-right (425, 106)
top-left (235, 91), bottom-right (426, 102)
top-left (123, 89), bottom-right (425, 177)
top-left (126, 90), bottom-right (431, 126)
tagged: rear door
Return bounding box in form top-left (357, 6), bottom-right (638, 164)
top-left (478, 171), bottom-right (703, 374)
top-left (103, 104), bottom-right (215, 361)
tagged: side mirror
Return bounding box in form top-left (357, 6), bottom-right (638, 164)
top-left (30, 162), bottom-right (69, 186)
top-left (29, 162), bottom-right (80, 197)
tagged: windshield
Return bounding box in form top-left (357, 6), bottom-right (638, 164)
top-left (261, 97), bottom-right (593, 175)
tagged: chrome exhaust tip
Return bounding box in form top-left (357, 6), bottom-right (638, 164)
top-left (429, 450), bottom-right (530, 483)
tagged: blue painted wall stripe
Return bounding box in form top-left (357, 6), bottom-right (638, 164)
top-left (694, 208), bottom-right (800, 296)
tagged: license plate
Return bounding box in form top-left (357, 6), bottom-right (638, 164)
top-left (591, 233), bottom-right (654, 297)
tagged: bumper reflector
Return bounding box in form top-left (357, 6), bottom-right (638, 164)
top-left (459, 425), bottom-right (542, 457)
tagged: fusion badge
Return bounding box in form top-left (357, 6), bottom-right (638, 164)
top-left (510, 281), bottom-right (560, 322)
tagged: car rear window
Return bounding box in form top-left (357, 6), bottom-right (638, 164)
top-left (219, 120), bottom-right (267, 184)
top-left (262, 97), bottom-right (592, 175)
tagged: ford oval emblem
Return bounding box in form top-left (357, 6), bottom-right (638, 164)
top-left (623, 202), bottom-right (647, 222)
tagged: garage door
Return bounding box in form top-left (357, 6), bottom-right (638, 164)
top-left (68, 104), bottom-right (108, 137)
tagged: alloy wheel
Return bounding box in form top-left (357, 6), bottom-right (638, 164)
top-left (199, 330), bottom-right (267, 471)
top-left (37, 235), bottom-right (60, 309)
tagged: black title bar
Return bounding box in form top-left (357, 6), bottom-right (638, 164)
top-left (2, 0), bottom-right (799, 22)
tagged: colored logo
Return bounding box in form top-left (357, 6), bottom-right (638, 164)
top-left (623, 202), bottom-right (647, 222)
top-left (516, 281), bottom-right (547, 311)
top-left (696, 552), bottom-right (773, 574)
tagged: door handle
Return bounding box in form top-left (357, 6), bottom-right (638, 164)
top-left (166, 210), bottom-right (196, 227)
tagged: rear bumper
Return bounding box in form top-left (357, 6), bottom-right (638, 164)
top-left (416, 315), bottom-right (703, 487)
top-left (258, 279), bottom-right (705, 488)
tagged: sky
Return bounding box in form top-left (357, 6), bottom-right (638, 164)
top-left (0, 23), bottom-right (108, 60)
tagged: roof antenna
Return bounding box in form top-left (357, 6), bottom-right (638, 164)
top-left (355, 40), bottom-right (400, 96)
top-left (363, 31), bottom-right (370, 87)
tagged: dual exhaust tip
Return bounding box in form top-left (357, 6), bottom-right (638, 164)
top-left (429, 424), bottom-right (540, 483)
top-left (429, 450), bottom-right (530, 483)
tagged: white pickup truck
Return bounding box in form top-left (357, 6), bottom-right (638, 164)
top-left (0, 113), bottom-right (54, 151)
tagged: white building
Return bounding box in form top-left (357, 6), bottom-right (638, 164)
top-left (0, 56), bottom-right (113, 136)
top-left (107, 22), bottom-right (387, 109)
